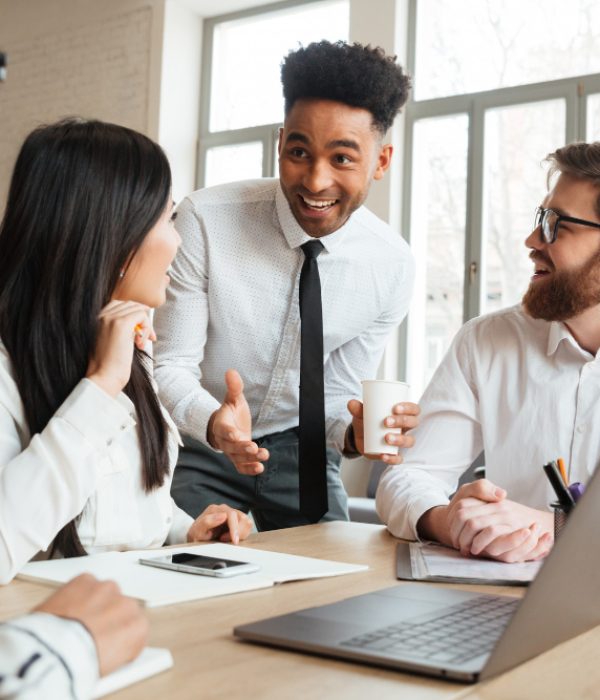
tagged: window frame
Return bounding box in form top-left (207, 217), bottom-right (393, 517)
top-left (197, 0), bottom-right (343, 188)
top-left (398, 0), bottom-right (600, 382)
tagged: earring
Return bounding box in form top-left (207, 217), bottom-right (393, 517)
top-left (119, 270), bottom-right (125, 279)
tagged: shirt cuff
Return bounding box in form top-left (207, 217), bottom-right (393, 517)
top-left (341, 423), bottom-right (362, 459)
top-left (10, 612), bottom-right (99, 700)
top-left (175, 394), bottom-right (221, 450)
top-left (405, 495), bottom-right (450, 542)
top-left (166, 500), bottom-right (195, 544)
top-left (55, 379), bottom-right (136, 452)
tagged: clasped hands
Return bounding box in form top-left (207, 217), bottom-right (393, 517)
top-left (207, 370), bottom-right (421, 475)
top-left (418, 479), bottom-right (554, 563)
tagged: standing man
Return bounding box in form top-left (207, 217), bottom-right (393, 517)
top-left (154, 41), bottom-right (417, 530)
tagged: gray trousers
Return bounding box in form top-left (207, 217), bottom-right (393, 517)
top-left (171, 427), bottom-right (349, 531)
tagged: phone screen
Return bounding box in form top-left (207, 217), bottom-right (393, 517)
top-left (169, 553), bottom-right (249, 570)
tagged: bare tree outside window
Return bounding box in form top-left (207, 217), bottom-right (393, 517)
top-left (415, 0), bottom-right (600, 100)
top-left (406, 0), bottom-right (600, 395)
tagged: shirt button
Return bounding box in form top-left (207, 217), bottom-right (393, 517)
top-left (166, 516), bottom-right (172, 524)
top-left (120, 423), bottom-right (128, 431)
top-left (577, 424), bottom-right (586, 433)
top-left (106, 438), bottom-right (113, 446)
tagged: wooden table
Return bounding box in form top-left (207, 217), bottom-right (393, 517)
top-left (2, 521), bottom-right (599, 699)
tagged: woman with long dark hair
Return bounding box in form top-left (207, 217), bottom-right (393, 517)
top-left (0, 118), bottom-right (252, 583)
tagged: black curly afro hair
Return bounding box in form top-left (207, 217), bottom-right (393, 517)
top-left (281, 40), bottom-right (411, 135)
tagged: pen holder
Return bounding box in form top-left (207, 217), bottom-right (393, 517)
top-left (551, 501), bottom-right (569, 540)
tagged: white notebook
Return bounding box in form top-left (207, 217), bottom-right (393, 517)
top-left (19, 543), bottom-right (368, 607)
top-left (93, 647), bottom-right (173, 698)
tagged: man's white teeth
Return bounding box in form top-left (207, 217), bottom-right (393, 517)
top-left (302, 196), bottom-right (336, 208)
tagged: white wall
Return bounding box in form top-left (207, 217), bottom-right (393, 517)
top-left (0, 0), bottom-right (167, 209)
top-left (342, 0), bottom-right (410, 498)
top-left (159, 0), bottom-right (203, 201)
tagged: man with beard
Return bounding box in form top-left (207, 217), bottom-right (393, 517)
top-left (153, 41), bottom-right (418, 531)
top-left (376, 141), bottom-right (600, 563)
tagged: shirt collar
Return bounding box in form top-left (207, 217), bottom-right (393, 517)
top-left (546, 317), bottom-right (596, 359)
top-left (546, 320), bottom-right (571, 356)
top-left (275, 181), bottom-right (356, 254)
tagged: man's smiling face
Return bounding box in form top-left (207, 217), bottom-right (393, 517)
top-left (277, 98), bottom-right (392, 238)
top-left (523, 173), bottom-right (600, 321)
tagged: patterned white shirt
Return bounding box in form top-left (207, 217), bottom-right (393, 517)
top-left (0, 613), bottom-right (97, 700)
top-left (154, 178), bottom-right (415, 452)
top-left (376, 305), bottom-right (600, 540)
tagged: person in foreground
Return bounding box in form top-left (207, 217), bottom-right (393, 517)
top-left (377, 141), bottom-right (600, 563)
top-left (154, 41), bottom-right (419, 530)
top-left (1, 575), bottom-right (147, 700)
top-left (0, 118), bottom-right (252, 586)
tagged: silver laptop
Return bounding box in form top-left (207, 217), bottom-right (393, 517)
top-left (234, 465), bottom-right (600, 682)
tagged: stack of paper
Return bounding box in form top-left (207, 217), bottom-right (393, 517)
top-left (396, 542), bottom-right (542, 585)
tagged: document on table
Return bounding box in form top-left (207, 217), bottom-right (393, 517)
top-left (396, 542), bottom-right (542, 586)
top-left (93, 647), bottom-right (173, 698)
top-left (18, 543), bottom-right (368, 607)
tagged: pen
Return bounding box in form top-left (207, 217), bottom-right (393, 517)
top-left (543, 461), bottom-right (576, 512)
top-left (568, 482), bottom-right (585, 503)
top-left (556, 457), bottom-right (568, 486)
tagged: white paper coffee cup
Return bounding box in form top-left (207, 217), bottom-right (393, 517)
top-left (362, 380), bottom-right (410, 455)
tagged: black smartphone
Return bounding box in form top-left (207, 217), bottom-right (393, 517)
top-left (139, 552), bottom-right (260, 577)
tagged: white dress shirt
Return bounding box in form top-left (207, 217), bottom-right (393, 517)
top-left (154, 179), bottom-right (415, 451)
top-left (0, 613), bottom-right (97, 700)
top-left (0, 342), bottom-right (193, 584)
top-left (376, 305), bottom-right (600, 540)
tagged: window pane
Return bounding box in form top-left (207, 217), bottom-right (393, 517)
top-left (483, 99), bottom-right (566, 314)
top-left (407, 115), bottom-right (468, 398)
top-left (587, 94), bottom-right (600, 140)
top-left (210, 1), bottom-right (349, 132)
top-left (205, 142), bottom-right (263, 188)
top-left (415, 0), bottom-right (600, 100)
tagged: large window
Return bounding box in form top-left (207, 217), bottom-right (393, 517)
top-left (414, 0), bottom-right (600, 101)
top-left (199, 0), bottom-right (349, 188)
top-left (404, 0), bottom-right (600, 396)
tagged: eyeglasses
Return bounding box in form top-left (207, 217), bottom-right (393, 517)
top-left (534, 206), bottom-right (600, 244)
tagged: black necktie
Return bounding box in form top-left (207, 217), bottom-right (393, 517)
top-left (298, 240), bottom-right (328, 523)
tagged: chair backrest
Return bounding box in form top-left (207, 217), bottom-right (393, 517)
top-left (367, 462), bottom-right (387, 498)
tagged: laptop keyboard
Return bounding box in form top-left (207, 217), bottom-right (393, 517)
top-left (341, 595), bottom-right (519, 665)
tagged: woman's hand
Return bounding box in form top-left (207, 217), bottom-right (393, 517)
top-left (35, 574), bottom-right (148, 677)
top-left (86, 300), bottom-right (155, 397)
top-left (186, 504), bottom-right (253, 546)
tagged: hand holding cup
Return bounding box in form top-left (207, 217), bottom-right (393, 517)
top-left (347, 380), bottom-right (420, 465)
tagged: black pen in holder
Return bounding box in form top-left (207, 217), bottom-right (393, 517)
top-left (550, 501), bottom-right (569, 540)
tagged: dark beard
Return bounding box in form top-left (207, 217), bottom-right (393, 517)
top-left (523, 249), bottom-right (600, 321)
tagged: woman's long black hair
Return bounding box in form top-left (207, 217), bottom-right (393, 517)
top-left (0, 118), bottom-right (172, 557)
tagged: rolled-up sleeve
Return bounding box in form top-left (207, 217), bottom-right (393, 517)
top-left (376, 322), bottom-right (483, 540)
